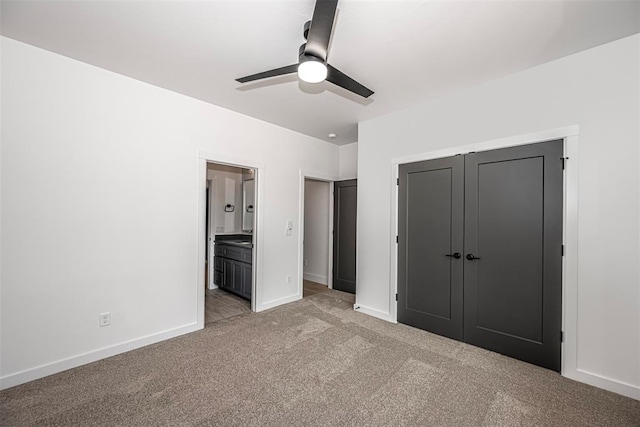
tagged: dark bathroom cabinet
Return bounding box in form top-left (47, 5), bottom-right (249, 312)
top-left (214, 238), bottom-right (252, 300)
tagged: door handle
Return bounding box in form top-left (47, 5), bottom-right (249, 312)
top-left (466, 254), bottom-right (481, 261)
top-left (445, 252), bottom-right (461, 259)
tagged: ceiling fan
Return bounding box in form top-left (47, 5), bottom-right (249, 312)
top-left (235, 0), bottom-right (374, 98)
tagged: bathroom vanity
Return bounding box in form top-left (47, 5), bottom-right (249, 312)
top-left (214, 234), bottom-right (253, 300)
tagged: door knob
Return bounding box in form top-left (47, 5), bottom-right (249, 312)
top-left (466, 254), bottom-right (481, 261)
top-left (445, 252), bottom-right (462, 259)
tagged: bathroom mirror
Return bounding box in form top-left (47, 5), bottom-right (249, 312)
top-left (242, 178), bottom-right (255, 232)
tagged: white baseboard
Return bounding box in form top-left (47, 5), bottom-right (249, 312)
top-left (0, 322), bottom-right (201, 390)
top-left (257, 293), bottom-right (301, 312)
top-left (353, 303), bottom-right (392, 322)
top-left (303, 272), bottom-right (328, 285)
top-left (564, 368), bottom-right (640, 400)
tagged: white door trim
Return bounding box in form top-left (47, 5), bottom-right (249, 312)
top-left (298, 170), bottom-right (339, 299)
top-left (206, 179), bottom-right (218, 290)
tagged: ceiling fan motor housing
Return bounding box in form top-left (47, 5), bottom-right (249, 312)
top-left (298, 44), bottom-right (324, 64)
top-left (303, 20), bottom-right (311, 40)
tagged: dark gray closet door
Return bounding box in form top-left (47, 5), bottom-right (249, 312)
top-left (464, 140), bottom-right (563, 371)
top-left (333, 179), bottom-right (357, 294)
top-left (398, 156), bottom-right (464, 340)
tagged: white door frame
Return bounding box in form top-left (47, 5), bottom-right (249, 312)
top-left (298, 170), bottom-right (339, 297)
top-left (197, 152), bottom-right (264, 328)
top-left (388, 126), bottom-right (579, 378)
top-left (206, 179), bottom-right (218, 290)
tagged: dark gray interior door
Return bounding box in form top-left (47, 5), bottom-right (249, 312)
top-left (333, 179), bottom-right (357, 294)
top-left (398, 156), bottom-right (464, 340)
top-left (397, 139), bottom-right (563, 371)
top-left (464, 140), bottom-right (563, 371)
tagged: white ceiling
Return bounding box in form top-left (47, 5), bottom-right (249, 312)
top-left (2, 0), bottom-right (639, 145)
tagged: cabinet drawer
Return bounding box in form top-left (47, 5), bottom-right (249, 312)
top-left (215, 244), bottom-right (251, 263)
top-left (214, 256), bottom-right (224, 272)
top-left (224, 246), bottom-right (244, 262)
top-left (214, 244), bottom-right (225, 257)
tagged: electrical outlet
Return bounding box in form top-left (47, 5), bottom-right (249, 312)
top-left (216, 226), bottom-right (224, 233)
top-left (286, 275), bottom-right (291, 284)
top-left (99, 312), bottom-right (111, 327)
top-left (304, 259), bottom-right (308, 266)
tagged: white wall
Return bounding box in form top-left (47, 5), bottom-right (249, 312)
top-left (357, 34), bottom-right (640, 398)
top-left (207, 164), bottom-right (243, 234)
top-left (339, 142), bottom-right (358, 180)
top-left (303, 179), bottom-right (330, 285)
top-left (0, 37), bottom-right (340, 388)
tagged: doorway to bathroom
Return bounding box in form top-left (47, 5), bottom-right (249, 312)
top-left (204, 162), bottom-right (256, 324)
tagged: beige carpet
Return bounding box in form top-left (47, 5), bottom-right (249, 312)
top-left (2, 290), bottom-right (639, 426)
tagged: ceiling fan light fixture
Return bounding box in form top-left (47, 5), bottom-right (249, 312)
top-left (298, 55), bottom-right (327, 83)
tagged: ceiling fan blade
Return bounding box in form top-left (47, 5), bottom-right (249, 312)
top-left (304, 0), bottom-right (338, 61)
top-left (236, 64), bottom-right (298, 83)
top-left (326, 65), bottom-right (374, 98)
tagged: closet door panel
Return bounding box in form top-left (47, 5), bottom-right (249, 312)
top-left (464, 140), bottom-right (563, 371)
top-left (398, 155), bottom-right (464, 340)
